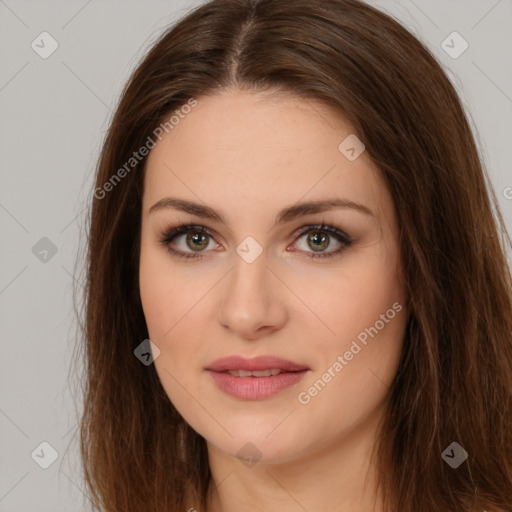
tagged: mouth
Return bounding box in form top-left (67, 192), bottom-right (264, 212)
top-left (205, 355), bottom-right (310, 400)
top-left (205, 355), bottom-right (310, 373)
top-left (220, 368), bottom-right (290, 377)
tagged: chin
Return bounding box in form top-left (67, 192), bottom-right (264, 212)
top-left (207, 434), bottom-right (301, 467)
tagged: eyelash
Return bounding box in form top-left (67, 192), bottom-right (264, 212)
top-left (158, 222), bottom-right (353, 261)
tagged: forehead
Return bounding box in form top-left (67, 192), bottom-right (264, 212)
top-left (147, 88), bottom-right (355, 163)
top-left (142, 89), bottom-right (393, 225)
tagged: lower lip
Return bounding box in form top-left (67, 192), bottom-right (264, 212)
top-left (206, 370), bottom-right (308, 400)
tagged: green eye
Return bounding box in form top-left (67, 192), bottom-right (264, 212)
top-left (159, 222), bottom-right (352, 260)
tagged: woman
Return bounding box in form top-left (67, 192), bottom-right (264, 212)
top-left (75, 0), bottom-right (512, 510)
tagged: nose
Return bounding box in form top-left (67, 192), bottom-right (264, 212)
top-left (216, 251), bottom-right (288, 341)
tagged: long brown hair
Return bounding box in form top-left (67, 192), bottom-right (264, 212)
top-left (72, 0), bottom-right (512, 510)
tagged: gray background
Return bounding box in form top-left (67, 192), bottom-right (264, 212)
top-left (0, 0), bottom-right (511, 510)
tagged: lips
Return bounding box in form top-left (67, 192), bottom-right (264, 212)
top-left (205, 355), bottom-right (310, 373)
top-left (205, 355), bottom-right (310, 400)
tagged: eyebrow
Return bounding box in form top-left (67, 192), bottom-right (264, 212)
top-left (148, 197), bottom-right (377, 225)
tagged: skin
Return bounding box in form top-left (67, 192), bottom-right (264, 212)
top-left (139, 88), bottom-right (409, 512)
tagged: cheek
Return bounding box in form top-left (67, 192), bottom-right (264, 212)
top-left (139, 254), bottom-right (202, 403)
top-left (139, 254), bottom-right (168, 337)
top-left (138, 242), bottom-right (212, 374)
top-left (139, 259), bottom-right (211, 429)
top-left (138, 239), bottom-right (187, 350)
top-left (293, 243), bottom-right (407, 408)
top-left (139, 234), bottom-right (193, 333)
top-left (296, 288), bottom-right (406, 443)
top-left (287, 246), bottom-right (404, 350)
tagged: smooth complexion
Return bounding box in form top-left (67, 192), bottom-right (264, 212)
top-left (139, 88), bottom-right (409, 512)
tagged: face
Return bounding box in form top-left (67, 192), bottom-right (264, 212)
top-left (139, 88), bottom-right (408, 465)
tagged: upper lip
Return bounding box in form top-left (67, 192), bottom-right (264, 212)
top-left (205, 355), bottom-right (310, 372)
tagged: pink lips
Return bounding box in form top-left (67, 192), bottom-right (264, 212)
top-left (205, 355), bottom-right (310, 400)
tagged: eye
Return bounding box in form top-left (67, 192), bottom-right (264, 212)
top-left (158, 222), bottom-right (353, 260)
top-left (290, 223), bottom-right (353, 259)
top-left (158, 223), bottom-right (217, 260)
